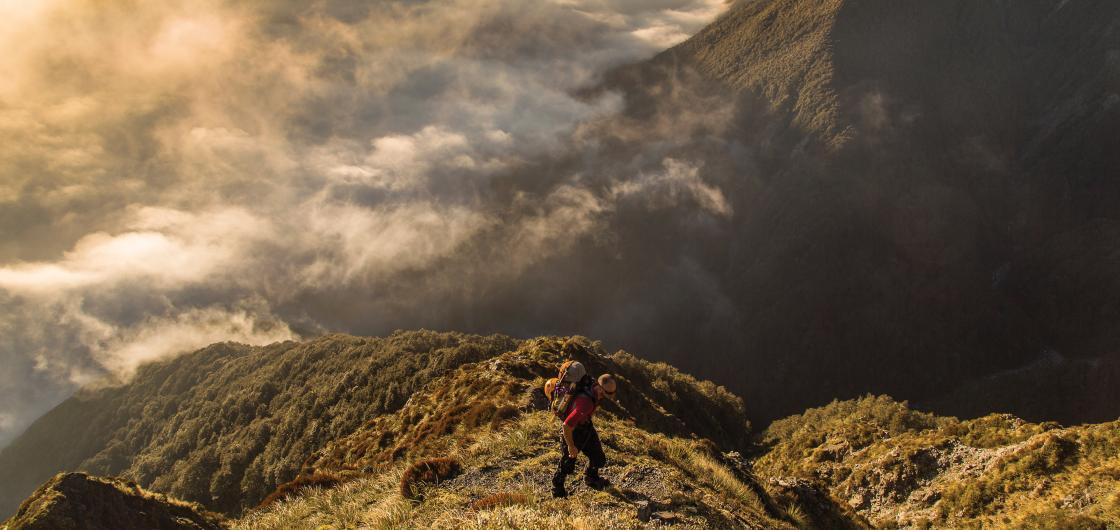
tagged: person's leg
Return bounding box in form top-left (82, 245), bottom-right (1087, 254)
top-left (552, 435), bottom-right (576, 496)
top-left (580, 424), bottom-right (608, 488)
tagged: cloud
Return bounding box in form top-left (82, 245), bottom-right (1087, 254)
top-left (0, 207), bottom-right (271, 294)
top-left (555, 0), bottom-right (728, 48)
top-left (611, 158), bottom-right (732, 217)
top-left (508, 183), bottom-right (612, 268)
top-left (92, 305), bottom-right (295, 380)
top-left (300, 200), bottom-right (494, 286)
top-left (0, 0), bottom-right (732, 447)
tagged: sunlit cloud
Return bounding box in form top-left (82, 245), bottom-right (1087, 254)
top-left (0, 0), bottom-right (732, 447)
top-left (611, 158), bottom-right (732, 217)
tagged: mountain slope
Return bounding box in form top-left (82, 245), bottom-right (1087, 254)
top-left (223, 335), bottom-right (858, 529)
top-left (584, 0), bottom-right (1120, 426)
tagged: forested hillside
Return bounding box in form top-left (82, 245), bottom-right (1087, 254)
top-left (0, 332), bottom-right (518, 516)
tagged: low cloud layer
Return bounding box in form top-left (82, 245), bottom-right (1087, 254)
top-left (0, 0), bottom-right (731, 446)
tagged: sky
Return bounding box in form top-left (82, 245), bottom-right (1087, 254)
top-left (0, 0), bottom-right (733, 447)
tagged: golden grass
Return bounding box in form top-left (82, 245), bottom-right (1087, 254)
top-left (400, 458), bottom-right (462, 500)
top-left (233, 411), bottom-right (785, 530)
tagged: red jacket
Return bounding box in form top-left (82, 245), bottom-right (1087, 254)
top-left (563, 393), bottom-right (596, 428)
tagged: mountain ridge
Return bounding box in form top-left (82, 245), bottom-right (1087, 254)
top-left (4, 332), bottom-right (1119, 529)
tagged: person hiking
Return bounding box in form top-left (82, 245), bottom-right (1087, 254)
top-left (548, 364), bottom-right (618, 498)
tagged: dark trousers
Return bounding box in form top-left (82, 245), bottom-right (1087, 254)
top-left (553, 422), bottom-right (606, 487)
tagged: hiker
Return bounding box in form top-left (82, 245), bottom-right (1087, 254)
top-left (547, 363), bottom-right (618, 498)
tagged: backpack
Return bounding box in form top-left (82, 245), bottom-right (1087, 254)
top-left (544, 361), bottom-right (596, 421)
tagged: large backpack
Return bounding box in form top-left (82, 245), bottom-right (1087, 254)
top-left (545, 361), bottom-right (595, 421)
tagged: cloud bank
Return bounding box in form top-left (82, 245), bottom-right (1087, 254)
top-left (0, 0), bottom-right (732, 446)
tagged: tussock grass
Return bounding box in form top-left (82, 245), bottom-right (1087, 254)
top-left (469, 492), bottom-right (531, 511)
top-left (235, 470), bottom-right (410, 530)
top-left (650, 436), bottom-right (764, 512)
top-left (258, 472), bottom-right (347, 509)
top-left (230, 338), bottom-right (784, 529)
top-left (234, 410), bottom-right (787, 529)
top-left (400, 458), bottom-right (461, 500)
top-left (757, 396), bottom-right (1120, 529)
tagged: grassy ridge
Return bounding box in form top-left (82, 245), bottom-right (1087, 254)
top-left (7, 332), bottom-right (1119, 529)
top-left (235, 412), bottom-right (782, 530)
top-left (231, 337), bottom-right (854, 529)
top-left (0, 332), bottom-right (753, 520)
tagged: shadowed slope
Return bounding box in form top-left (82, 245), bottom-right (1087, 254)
top-left (591, 0), bottom-right (1120, 426)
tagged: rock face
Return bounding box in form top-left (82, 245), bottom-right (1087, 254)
top-left (3, 473), bottom-right (224, 530)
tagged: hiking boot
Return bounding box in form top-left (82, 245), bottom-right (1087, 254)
top-left (584, 474), bottom-right (609, 490)
top-left (552, 484), bottom-right (568, 498)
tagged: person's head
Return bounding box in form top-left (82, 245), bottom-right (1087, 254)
top-left (597, 374), bottom-right (617, 400)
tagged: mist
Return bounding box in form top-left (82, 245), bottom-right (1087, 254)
top-left (0, 0), bottom-right (734, 447)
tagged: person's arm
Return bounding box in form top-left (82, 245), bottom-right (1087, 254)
top-left (563, 422), bottom-right (578, 458)
top-left (562, 395), bottom-right (593, 458)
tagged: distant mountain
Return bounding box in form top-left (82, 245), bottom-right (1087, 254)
top-left (589, 0), bottom-right (1120, 425)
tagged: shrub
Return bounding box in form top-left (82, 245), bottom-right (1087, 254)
top-left (399, 458), bottom-right (461, 500)
top-left (257, 472), bottom-right (344, 508)
top-left (469, 492), bottom-right (530, 511)
top-left (1017, 509), bottom-right (1108, 530)
top-left (489, 405), bottom-right (520, 429)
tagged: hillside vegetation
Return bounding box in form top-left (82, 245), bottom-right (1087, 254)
top-left (5, 333), bottom-right (1120, 529)
top-left (0, 331), bottom-right (520, 516)
top-left (0, 332), bottom-right (755, 521)
top-left (756, 396), bottom-right (1120, 529)
top-left (231, 336), bottom-right (850, 529)
top-left (4, 472), bottom-right (224, 530)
